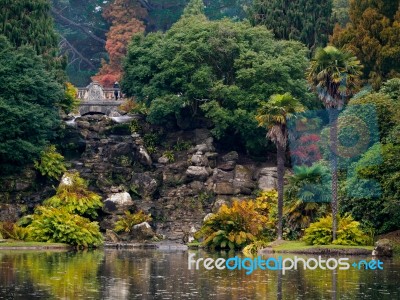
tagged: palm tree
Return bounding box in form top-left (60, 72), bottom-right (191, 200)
top-left (256, 93), bottom-right (305, 240)
top-left (284, 163), bottom-right (331, 233)
top-left (307, 46), bottom-right (362, 240)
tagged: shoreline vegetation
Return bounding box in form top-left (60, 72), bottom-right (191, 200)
top-left (0, 240), bottom-right (70, 250)
top-left (259, 240), bottom-right (374, 255)
top-left (2, 238), bottom-right (400, 257)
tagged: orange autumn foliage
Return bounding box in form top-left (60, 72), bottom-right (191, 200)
top-left (94, 0), bottom-right (147, 87)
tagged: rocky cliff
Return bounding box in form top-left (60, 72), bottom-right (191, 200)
top-left (0, 114), bottom-right (278, 242)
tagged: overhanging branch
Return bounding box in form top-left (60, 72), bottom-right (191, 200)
top-left (51, 7), bottom-right (106, 45)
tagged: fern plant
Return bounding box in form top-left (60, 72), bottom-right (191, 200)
top-left (43, 172), bottom-right (102, 219)
top-left (34, 145), bottom-right (67, 180)
top-left (195, 200), bottom-right (268, 250)
top-left (114, 211), bottom-right (152, 233)
top-left (0, 222), bottom-right (31, 241)
top-left (28, 206), bottom-right (103, 248)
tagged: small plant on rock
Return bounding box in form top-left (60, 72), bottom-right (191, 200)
top-left (162, 150), bottom-right (175, 163)
top-left (114, 210), bottom-right (152, 233)
top-left (173, 139), bottom-right (192, 151)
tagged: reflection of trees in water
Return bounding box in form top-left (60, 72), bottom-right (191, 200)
top-left (0, 250), bottom-right (104, 299)
top-left (0, 251), bottom-right (398, 299)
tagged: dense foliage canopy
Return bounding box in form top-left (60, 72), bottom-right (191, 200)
top-left (331, 0), bottom-right (400, 88)
top-left (0, 37), bottom-right (63, 174)
top-left (122, 9), bottom-right (312, 154)
top-left (251, 0), bottom-right (333, 50)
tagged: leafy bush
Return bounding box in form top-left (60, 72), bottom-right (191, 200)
top-left (254, 190), bottom-right (277, 230)
top-left (34, 145), bottom-right (67, 180)
top-left (119, 99), bottom-right (149, 115)
top-left (0, 221), bottom-right (31, 241)
top-left (348, 92), bottom-right (396, 139)
top-left (43, 172), bottom-right (102, 219)
top-left (342, 143), bottom-right (400, 234)
top-left (114, 211), bottom-right (152, 233)
top-left (303, 214), bottom-right (370, 246)
top-left (60, 82), bottom-right (79, 113)
top-left (242, 240), bottom-right (270, 257)
top-left (195, 200), bottom-right (268, 250)
top-left (28, 206), bottom-right (103, 248)
top-left (129, 119), bottom-right (142, 134)
top-left (379, 78), bottom-right (400, 101)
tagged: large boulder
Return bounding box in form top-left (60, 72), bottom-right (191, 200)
top-left (186, 166), bottom-right (210, 181)
top-left (131, 173), bottom-right (159, 199)
top-left (212, 168), bottom-right (234, 182)
top-left (372, 239), bottom-right (393, 257)
top-left (103, 192), bottom-right (135, 214)
top-left (191, 151), bottom-right (209, 166)
top-left (214, 182), bottom-right (235, 195)
top-left (130, 222), bottom-right (156, 240)
top-left (110, 142), bottom-right (133, 156)
top-left (258, 167), bottom-right (278, 190)
top-left (217, 161), bottom-right (236, 171)
top-left (233, 165), bottom-right (255, 195)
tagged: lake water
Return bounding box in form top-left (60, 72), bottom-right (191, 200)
top-left (0, 249), bottom-right (399, 299)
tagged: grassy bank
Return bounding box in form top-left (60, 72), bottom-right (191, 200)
top-left (262, 240), bottom-right (374, 255)
top-left (0, 240), bottom-right (70, 250)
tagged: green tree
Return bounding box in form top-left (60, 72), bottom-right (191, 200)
top-left (122, 9), bottom-right (311, 154)
top-left (183, 0), bottom-right (205, 16)
top-left (250, 0), bottom-right (333, 51)
top-left (307, 45), bottom-right (362, 240)
top-left (256, 93), bottom-right (305, 240)
top-left (0, 0), bottom-right (65, 79)
top-left (331, 0), bottom-right (400, 88)
top-left (0, 36), bottom-right (63, 174)
top-left (332, 0), bottom-right (350, 27)
top-left (342, 142), bottom-right (400, 234)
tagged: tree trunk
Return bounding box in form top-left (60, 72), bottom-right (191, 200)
top-left (276, 143), bottom-right (285, 240)
top-left (328, 109), bottom-right (339, 241)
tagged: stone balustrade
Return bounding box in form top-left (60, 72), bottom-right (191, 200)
top-left (77, 81), bottom-right (123, 101)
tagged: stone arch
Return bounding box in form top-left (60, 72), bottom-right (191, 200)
top-left (79, 105), bottom-right (107, 116)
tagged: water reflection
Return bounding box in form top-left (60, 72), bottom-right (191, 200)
top-left (0, 249), bottom-right (399, 299)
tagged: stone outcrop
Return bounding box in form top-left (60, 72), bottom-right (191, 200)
top-left (372, 239), bottom-right (393, 257)
top-left (103, 192), bottom-right (135, 215)
top-left (0, 115), bottom-right (280, 243)
top-left (258, 167), bottom-right (278, 190)
top-left (131, 222), bottom-right (157, 240)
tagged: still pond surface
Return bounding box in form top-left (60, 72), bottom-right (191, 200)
top-left (0, 249), bottom-right (399, 299)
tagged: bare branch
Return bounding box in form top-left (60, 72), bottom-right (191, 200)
top-left (59, 35), bottom-right (96, 69)
top-left (51, 7), bottom-right (106, 45)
